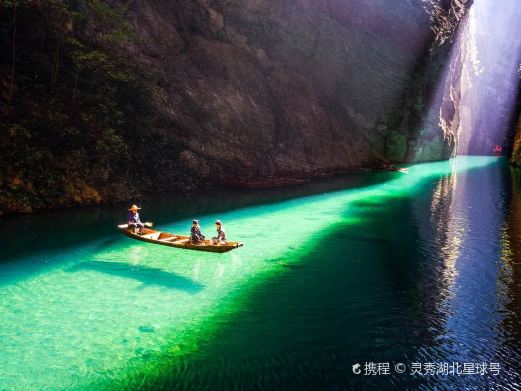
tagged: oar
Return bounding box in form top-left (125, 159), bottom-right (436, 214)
top-left (144, 222), bottom-right (154, 228)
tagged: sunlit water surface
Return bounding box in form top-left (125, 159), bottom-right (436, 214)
top-left (1, 156), bottom-right (521, 390)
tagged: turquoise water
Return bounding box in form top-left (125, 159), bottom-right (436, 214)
top-left (1, 156), bottom-right (520, 389)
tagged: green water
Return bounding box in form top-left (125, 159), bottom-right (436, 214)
top-left (1, 156), bottom-right (520, 389)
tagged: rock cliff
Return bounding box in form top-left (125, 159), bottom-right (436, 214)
top-left (511, 111), bottom-right (521, 166)
top-left (0, 0), bottom-right (470, 214)
top-left (124, 0), bottom-right (468, 176)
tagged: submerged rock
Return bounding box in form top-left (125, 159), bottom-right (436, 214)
top-left (138, 325), bottom-right (155, 333)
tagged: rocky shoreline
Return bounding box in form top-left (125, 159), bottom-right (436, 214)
top-left (1, 161), bottom-right (417, 216)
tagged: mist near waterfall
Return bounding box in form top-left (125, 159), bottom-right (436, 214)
top-left (456, 0), bottom-right (521, 155)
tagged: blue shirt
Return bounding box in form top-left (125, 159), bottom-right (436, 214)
top-left (191, 225), bottom-right (204, 242)
top-left (128, 211), bottom-right (141, 224)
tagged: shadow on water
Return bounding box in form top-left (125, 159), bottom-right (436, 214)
top-left (1, 171), bottom-right (401, 263)
top-left (126, 160), bottom-right (520, 390)
top-left (126, 192), bottom-right (431, 390)
top-left (91, 237), bottom-right (121, 251)
top-left (68, 261), bottom-right (205, 294)
top-left (334, 233), bottom-right (387, 243)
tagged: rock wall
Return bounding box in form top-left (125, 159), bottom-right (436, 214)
top-left (511, 112), bottom-right (521, 166)
top-left (121, 0), bottom-right (469, 178)
top-left (0, 0), bottom-right (471, 214)
top-left (454, 0), bottom-right (521, 156)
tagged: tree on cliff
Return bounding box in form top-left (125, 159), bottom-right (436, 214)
top-left (0, 1), bottom-right (163, 214)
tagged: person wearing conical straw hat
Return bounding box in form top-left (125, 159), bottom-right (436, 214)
top-left (128, 204), bottom-right (145, 234)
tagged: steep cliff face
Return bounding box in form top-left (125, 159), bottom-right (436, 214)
top-left (124, 0), bottom-right (468, 177)
top-left (454, 0), bottom-right (521, 156)
top-left (0, 0), bottom-right (470, 214)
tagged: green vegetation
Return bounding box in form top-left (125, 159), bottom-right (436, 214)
top-left (511, 112), bottom-right (521, 167)
top-left (0, 1), bottom-right (180, 214)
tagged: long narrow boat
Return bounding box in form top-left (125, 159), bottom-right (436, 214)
top-left (117, 224), bottom-right (243, 253)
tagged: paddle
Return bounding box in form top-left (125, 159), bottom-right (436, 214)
top-left (144, 222), bottom-right (154, 228)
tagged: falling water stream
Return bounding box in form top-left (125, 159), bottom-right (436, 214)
top-left (449, 0), bottom-right (521, 154)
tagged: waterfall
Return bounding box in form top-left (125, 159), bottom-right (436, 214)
top-left (450, 0), bottom-right (521, 155)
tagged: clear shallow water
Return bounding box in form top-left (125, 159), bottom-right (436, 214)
top-left (1, 156), bottom-right (521, 389)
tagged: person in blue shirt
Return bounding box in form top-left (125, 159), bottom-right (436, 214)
top-left (190, 219), bottom-right (205, 243)
top-left (128, 204), bottom-right (145, 234)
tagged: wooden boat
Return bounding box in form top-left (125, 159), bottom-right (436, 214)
top-left (117, 224), bottom-right (243, 253)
